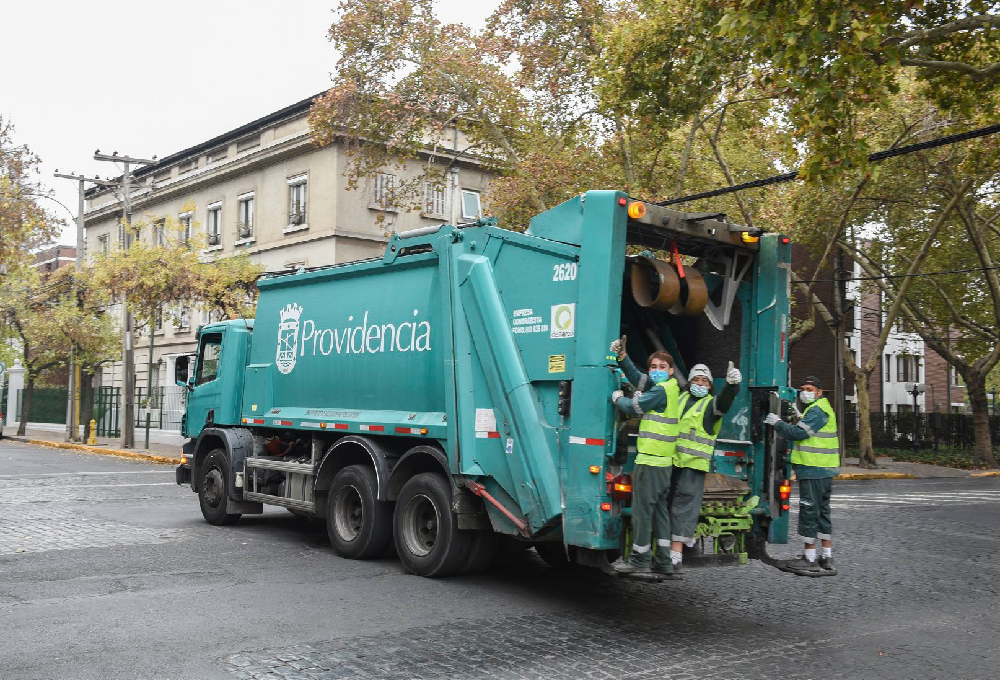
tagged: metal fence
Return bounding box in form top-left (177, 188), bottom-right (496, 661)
top-left (15, 388), bottom-right (69, 424)
top-left (94, 387), bottom-right (121, 438)
top-left (843, 411), bottom-right (1000, 449)
top-left (134, 386), bottom-right (186, 431)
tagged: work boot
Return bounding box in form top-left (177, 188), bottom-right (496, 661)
top-left (611, 557), bottom-right (651, 576)
top-left (818, 556), bottom-right (837, 575)
top-left (651, 564), bottom-right (683, 581)
top-left (782, 555), bottom-right (823, 577)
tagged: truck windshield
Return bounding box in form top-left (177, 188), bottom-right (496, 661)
top-left (196, 333), bottom-right (223, 385)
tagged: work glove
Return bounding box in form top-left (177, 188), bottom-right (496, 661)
top-left (611, 390), bottom-right (625, 404)
top-left (790, 403), bottom-right (802, 419)
top-left (764, 413), bottom-right (781, 426)
top-left (726, 361), bottom-right (742, 385)
top-left (610, 334), bottom-right (627, 360)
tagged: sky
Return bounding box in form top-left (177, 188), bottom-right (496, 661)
top-left (2, 0), bottom-right (498, 244)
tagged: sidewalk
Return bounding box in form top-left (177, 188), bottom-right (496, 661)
top-left (837, 456), bottom-right (993, 479)
top-left (4, 422), bottom-right (184, 464)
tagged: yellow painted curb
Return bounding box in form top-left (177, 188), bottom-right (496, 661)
top-left (24, 438), bottom-right (180, 465)
top-left (834, 472), bottom-right (917, 480)
top-left (970, 470), bottom-right (1000, 477)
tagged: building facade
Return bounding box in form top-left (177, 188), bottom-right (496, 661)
top-left (83, 94), bottom-right (493, 421)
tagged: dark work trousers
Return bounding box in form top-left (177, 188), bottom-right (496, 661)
top-left (668, 466), bottom-right (706, 544)
top-left (629, 463), bottom-right (672, 569)
top-left (797, 476), bottom-right (833, 542)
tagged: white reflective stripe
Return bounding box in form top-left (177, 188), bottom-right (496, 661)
top-left (642, 414), bottom-right (678, 424)
top-left (656, 539), bottom-right (671, 547)
top-left (676, 445), bottom-right (712, 459)
top-left (632, 544), bottom-right (651, 554)
top-left (812, 431), bottom-right (838, 439)
top-left (816, 533), bottom-right (832, 540)
top-left (800, 423), bottom-right (816, 436)
top-left (796, 444), bottom-right (839, 455)
top-left (638, 374), bottom-right (648, 390)
top-left (679, 432), bottom-right (715, 446)
top-left (632, 393), bottom-right (645, 416)
top-left (799, 499), bottom-right (814, 506)
top-left (641, 432), bottom-right (678, 443)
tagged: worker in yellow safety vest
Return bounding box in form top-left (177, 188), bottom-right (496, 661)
top-left (607, 335), bottom-right (682, 580)
top-left (764, 376), bottom-right (839, 577)
top-left (667, 361), bottom-right (742, 574)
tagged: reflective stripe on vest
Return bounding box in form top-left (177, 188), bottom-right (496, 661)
top-left (637, 378), bottom-right (681, 458)
top-left (791, 398), bottom-right (840, 468)
top-left (675, 393), bottom-right (720, 462)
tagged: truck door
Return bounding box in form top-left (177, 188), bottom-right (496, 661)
top-left (187, 331), bottom-right (224, 438)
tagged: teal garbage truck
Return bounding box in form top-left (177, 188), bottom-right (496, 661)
top-left (175, 190), bottom-right (796, 577)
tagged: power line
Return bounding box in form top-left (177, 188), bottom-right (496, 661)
top-left (657, 123), bottom-right (1000, 207)
top-left (795, 264), bottom-right (1000, 284)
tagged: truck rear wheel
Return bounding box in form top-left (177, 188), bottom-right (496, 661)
top-left (458, 529), bottom-right (498, 575)
top-left (534, 542), bottom-right (580, 570)
top-left (199, 449), bottom-right (241, 526)
top-left (394, 473), bottom-right (471, 577)
top-left (327, 464), bottom-right (393, 559)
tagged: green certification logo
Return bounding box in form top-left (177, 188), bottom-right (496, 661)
top-left (550, 303), bottom-right (575, 339)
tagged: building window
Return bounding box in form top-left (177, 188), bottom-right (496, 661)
top-left (177, 159), bottom-right (196, 175)
top-left (155, 306), bottom-right (164, 332)
top-left (237, 193), bottom-right (254, 240)
top-left (885, 354), bottom-right (891, 382)
top-left (208, 146), bottom-right (229, 163)
top-left (97, 234), bottom-right (109, 254)
top-left (179, 213), bottom-right (192, 245)
top-left (236, 134), bottom-right (260, 153)
top-left (424, 181), bottom-right (446, 217)
top-left (373, 173), bottom-right (396, 209)
top-left (207, 203), bottom-right (222, 247)
top-left (896, 355), bottom-right (920, 383)
top-left (461, 189), bottom-right (481, 219)
top-left (154, 219), bottom-right (167, 246)
top-left (178, 305), bottom-right (191, 330)
top-left (288, 175), bottom-right (307, 227)
top-left (951, 367), bottom-right (964, 386)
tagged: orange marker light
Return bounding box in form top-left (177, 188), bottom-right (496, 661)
top-left (589, 465), bottom-right (601, 474)
top-left (180, 456), bottom-right (188, 465)
top-left (420, 428), bottom-right (428, 435)
top-left (614, 482), bottom-right (632, 494)
top-left (320, 422), bottom-right (327, 429)
top-left (627, 202), bottom-right (646, 219)
top-left (600, 502), bottom-right (612, 511)
top-left (741, 231), bottom-right (760, 243)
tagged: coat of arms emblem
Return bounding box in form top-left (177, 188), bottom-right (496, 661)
top-left (276, 303), bottom-right (303, 374)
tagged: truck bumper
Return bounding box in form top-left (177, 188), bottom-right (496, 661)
top-left (175, 464), bottom-right (191, 486)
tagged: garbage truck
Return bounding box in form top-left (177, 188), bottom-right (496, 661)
top-left (174, 190), bottom-right (797, 577)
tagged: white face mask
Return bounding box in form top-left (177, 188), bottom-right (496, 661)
top-left (800, 390), bottom-right (817, 404)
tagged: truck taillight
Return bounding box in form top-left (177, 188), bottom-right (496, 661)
top-left (607, 474), bottom-right (632, 500)
top-left (779, 478), bottom-right (791, 512)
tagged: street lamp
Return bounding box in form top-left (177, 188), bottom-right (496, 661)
top-left (906, 382), bottom-right (926, 454)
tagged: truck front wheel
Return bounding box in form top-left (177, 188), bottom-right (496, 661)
top-left (327, 464), bottom-right (393, 559)
top-left (199, 449), bottom-right (241, 526)
top-left (394, 473), bottom-right (471, 577)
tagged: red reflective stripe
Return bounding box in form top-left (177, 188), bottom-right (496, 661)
top-left (252, 418), bottom-right (265, 425)
top-left (487, 431), bottom-right (501, 439)
top-left (333, 423), bottom-right (349, 430)
top-left (723, 451), bottom-right (745, 457)
top-left (781, 331), bottom-right (786, 360)
top-left (395, 427), bottom-right (412, 434)
top-left (273, 420), bottom-right (292, 426)
top-left (362, 425), bottom-right (384, 432)
top-left (585, 438), bottom-right (605, 446)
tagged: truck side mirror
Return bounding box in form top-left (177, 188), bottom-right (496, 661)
top-left (175, 355), bottom-right (190, 387)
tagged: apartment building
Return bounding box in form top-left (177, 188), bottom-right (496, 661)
top-left (83, 93), bottom-right (493, 404)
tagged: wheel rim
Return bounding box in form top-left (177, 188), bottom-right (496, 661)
top-left (203, 467), bottom-right (225, 510)
top-left (333, 484), bottom-right (364, 542)
top-left (401, 493), bottom-right (439, 557)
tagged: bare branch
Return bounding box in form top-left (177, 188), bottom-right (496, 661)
top-left (890, 15), bottom-right (1000, 49)
top-left (898, 58), bottom-right (1000, 82)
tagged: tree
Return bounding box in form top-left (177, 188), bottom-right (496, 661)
top-left (0, 117), bottom-right (60, 272)
top-left (708, 0), bottom-right (1000, 179)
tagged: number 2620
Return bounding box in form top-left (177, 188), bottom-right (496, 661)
top-left (552, 263), bottom-right (578, 281)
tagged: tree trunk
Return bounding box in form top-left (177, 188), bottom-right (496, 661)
top-left (81, 371), bottom-right (94, 443)
top-left (965, 374), bottom-right (999, 467)
top-left (853, 371), bottom-right (879, 468)
top-left (17, 376), bottom-right (34, 437)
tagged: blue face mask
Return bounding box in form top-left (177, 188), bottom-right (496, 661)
top-left (690, 384), bottom-right (709, 398)
top-left (649, 369), bottom-right (671, 384)
top-left (800, 390), bottom-right (817, 404)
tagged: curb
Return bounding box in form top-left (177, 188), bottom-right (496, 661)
top-left (834, 472), bottom-right (917, 480)
top-left (6, 437), bottom-right (181, 465)
top-left (970, 470), bottom-right (1000, 477)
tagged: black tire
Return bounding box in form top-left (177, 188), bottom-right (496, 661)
top-left (393, 473), bottom-right (472, 577)
top-left (326, 464), bottom-right (393, 559)
top-left (535, 542), bottom-right (580, 570)
top-left (199, 448), bottom-right (240, 526)
top-left (458, 529), bottom-right (499, 575)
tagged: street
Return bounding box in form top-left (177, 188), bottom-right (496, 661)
top-left (1, 440), bottom-right (998, 680)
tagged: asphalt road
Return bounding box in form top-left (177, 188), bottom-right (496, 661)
top-left (1, 440), bottom-right (999, 680)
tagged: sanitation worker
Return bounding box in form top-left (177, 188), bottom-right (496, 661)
top-left (607, 336), bottom-right (682, 580)
top-left (668, 361), bottom-right (741, 574)
top-left (764, 376), bottom-right (838, 576)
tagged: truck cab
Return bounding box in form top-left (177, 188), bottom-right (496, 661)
top-left (178, 320), bottom-right (253, 439)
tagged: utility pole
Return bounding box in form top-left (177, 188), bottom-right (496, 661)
top-left (53, 171), bottom-right (117, 442)
top-left (93, 152), bottom-right (156, 449)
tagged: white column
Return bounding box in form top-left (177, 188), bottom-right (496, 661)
top-left (6, 361), bottom-right (25, 427)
